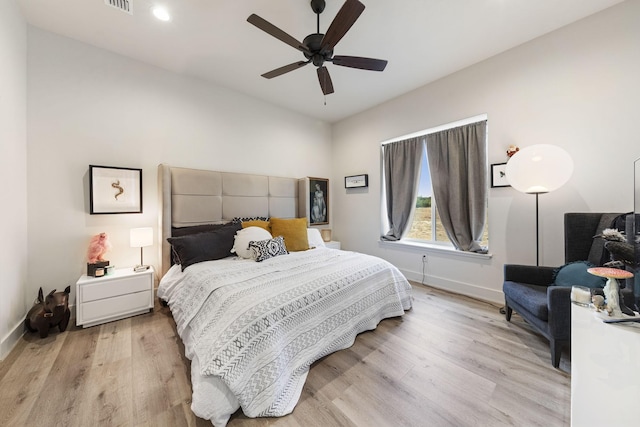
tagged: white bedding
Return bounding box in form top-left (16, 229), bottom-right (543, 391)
top-left (158, 247), bottom-right (412, 426)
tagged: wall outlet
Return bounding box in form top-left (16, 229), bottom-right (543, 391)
top-left (422, 254), bottom-right (427, 263)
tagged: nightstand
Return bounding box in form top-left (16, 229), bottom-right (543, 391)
top-left (75, 267), bottom-right (154, 328)
top-left (325, 241), bottom-right (341, 250)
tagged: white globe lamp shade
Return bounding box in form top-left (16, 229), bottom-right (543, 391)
top-left (505, 144), bottom-right (573, 194)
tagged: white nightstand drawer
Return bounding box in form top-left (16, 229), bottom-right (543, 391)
top-left (76, 267), bottom-right (154, 327)
top-left (81, 290), bottom-right (152, 325)
top-left (81, 274), bottom-right (151, 303)
top-left (325, 241), bottom-right (341, 250)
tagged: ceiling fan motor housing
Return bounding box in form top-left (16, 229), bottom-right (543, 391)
top-left (303, 33), bottom-right (333, 66)
top-left (310, 0), bottom-right (326, 14)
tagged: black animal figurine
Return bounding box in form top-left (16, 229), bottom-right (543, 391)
top-left (25, 286), bottom-right (71, 338)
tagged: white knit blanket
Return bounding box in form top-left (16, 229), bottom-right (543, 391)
top-left (161, 248), bottom-right (412, 421)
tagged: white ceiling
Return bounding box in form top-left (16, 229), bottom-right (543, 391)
top-left (18, 0), bottom-right (624, 123)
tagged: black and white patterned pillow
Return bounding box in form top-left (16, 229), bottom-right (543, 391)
top-left (248, 236), bottom-right (288, 262)
top-left (231, 216), bottom-right (270, 224)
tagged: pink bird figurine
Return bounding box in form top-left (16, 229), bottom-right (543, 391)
top-left (87, 232), bottom-right (112, 263)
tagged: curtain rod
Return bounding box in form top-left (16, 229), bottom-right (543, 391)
top-left (380, 114), bottom-right (487, 146)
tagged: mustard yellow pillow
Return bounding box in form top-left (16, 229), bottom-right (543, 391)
top-left (269, 217), bottom-right (309, 252)
top-left (241, 220), bottom-right (271, 233)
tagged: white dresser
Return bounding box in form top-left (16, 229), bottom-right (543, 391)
top-left (571, 303), bottom-right (640, 426)
top-left (75, 267), bottom-right (154, 327)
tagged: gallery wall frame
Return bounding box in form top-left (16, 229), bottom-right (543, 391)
top-left (345, 174), bottom-right (368, 188)
top-left (491, 162), bottom-right (510, 188)
top-left (89, 165), bottom-right (142, 214)
top-left (308, 177), bottom-right (329, 225)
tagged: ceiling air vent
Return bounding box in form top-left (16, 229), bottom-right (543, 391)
top-left (104, 0), bottom-right (133, 15)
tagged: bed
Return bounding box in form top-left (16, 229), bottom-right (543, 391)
top-left (157, 165), bottom-right (412, 426)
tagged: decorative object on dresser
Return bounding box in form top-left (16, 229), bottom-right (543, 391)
top-left (587, 267), bottom-right (635, 317)
top-left (505, 144), bottom-right (573, 266)
top-left (75, 267), bottom-right (154, 328)
top-left (298, 177), bottom-right (329, 225)
top-left (25, 286), bottom-right (71, 338)
top-left (345, 174), bottom-right (368, 188)
top-left (89, 165), bottom-right (142, 214)
top-left (130, 227), bottom-right (153, 272)
top-left (87, 261), bottom-right (109, 277)
top-left (86, 232), bottom-right (111, 277)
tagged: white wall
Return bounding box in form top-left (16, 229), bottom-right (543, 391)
top-left (331, 0), bottom-right (640, 303)
top-left (25, 28), bottom-right (332, 322)
top-left (0, 0), bottom-right (28, 360)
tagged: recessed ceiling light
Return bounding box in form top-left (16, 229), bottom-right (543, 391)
top-left (152, 6), bottom-right (171, 22)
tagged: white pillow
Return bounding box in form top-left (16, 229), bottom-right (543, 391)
top-left (232, 227), bottom-right (273, 259)
top-left (307, 228), bottom-right (325, 248)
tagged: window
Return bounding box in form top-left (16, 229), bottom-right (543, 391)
top-left (381, 115), bottom-right (489, 252)
top-left (404, 152), bottom-right (452, 245)
top-left (404, 151), bottom-right (489, 247)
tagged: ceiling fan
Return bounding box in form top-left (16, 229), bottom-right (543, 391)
top-left (247, 0), bottom-right (388, 96)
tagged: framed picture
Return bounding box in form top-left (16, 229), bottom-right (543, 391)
top-left (491, 163), bottom-right (510, 188)
top-left (345, 174), bottom-right (368, 188)
top-left (90, 165), bottom-right (142, 214)
top-left (309, 177), bottom-right (329, 225)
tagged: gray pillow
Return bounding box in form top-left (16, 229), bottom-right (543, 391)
top-left (168, 222), bottom-right (241, 270)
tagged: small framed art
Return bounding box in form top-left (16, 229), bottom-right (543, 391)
top-left (345, 174), bottom-right (368, 188)
top-left (491, 163), bottom-right (510, 188)
top-left (90, 165), bottom-right (142, 214)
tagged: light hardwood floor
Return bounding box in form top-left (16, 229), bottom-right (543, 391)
top-left (0, 282), bottom-right (571, 427)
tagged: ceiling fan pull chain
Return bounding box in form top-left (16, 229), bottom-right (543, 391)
top-left (323, 71), bottom-right (327, 105)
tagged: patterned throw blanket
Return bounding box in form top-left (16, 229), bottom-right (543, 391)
top-left (165, 248), bottom-right (412, 419)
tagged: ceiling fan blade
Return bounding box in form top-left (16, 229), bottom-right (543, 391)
top-left (320, 0), bottom-right (365, 51)
top-left (317, 66), bottom-right (334, 95)
top-left (332, 55), bottom-right (388, 71)
top-left (261, 61), bottom-right (310, 79)
top-left (247, 14), bottom-right (310, 55)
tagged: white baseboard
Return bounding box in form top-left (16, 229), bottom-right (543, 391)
top-left (1, 320), bottom-right (25, 361)
top-left (1, 303), bottom-right (76, 361)
top-left (400, 268), bottom-right (504, 305)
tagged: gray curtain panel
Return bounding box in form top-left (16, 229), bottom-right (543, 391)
top-left (426, 121), bottom-right (487, 252)
top-left (381, 137), bottom-right (424, 241)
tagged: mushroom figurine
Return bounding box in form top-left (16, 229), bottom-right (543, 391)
top-left (587, 267), bottom-right (635, 317)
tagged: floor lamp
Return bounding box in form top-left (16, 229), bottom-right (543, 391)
top-left (505, 144), bottom-right (573, 266)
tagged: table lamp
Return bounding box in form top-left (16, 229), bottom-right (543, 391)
top-left (130, 227), bottom-right (153, 272)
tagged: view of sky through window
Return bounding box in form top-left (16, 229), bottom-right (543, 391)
top-left (418, 154), bottom-right (431, 197)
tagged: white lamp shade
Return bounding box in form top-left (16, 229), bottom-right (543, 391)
top-left (130, 227), bottom-right (153, 248)
top-left (505, 144), bottom-right (573, 194)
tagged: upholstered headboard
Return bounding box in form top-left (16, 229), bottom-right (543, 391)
top-left (158, 164), bottom-right (299, 277)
